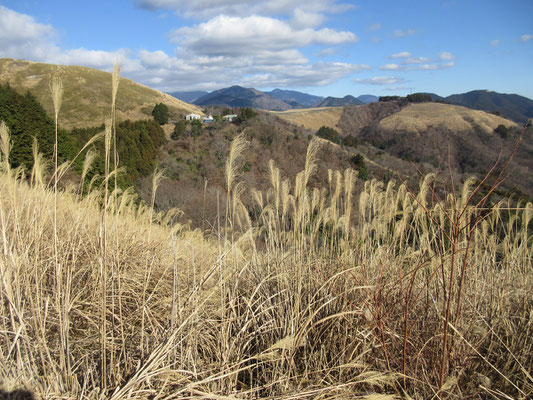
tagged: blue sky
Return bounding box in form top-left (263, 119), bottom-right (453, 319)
top-left (1, 0), bottom-right (532, 99)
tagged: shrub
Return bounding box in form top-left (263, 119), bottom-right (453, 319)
top-left (495, 124), bottom-right (509, 138)
top-left (350, 153), bottom-right (368, 180)
top-left (406, 93), bottom-right (433, 103)
top-left (316, 126), bottom-right (341, 144)
top-left (172, 119), bottom-right (187, 139)
top-left (344, 134), bottom-right (360, 148)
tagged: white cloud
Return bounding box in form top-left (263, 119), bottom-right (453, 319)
top-left (292, 8), bottom-right (325, 28)
top-left (385, 86), bottom-right (408, 91)
top-left (490, 39), bottom-right (499, 46)
top-left (390, 51), bottom-right (411, 59)
top-left (0, 6), bottom-right (129, 70)
top-left (172, 15), bottom-right (357, 57)
top-left (136, 0), bottom-right (354, 19)
top-left (0, 5), bottom-right (56, 60)
top-left (520, 34), bottom-right (533, 42)
top-left (0, 5), bottom-right (365, 92)
top-left (439, 51), bottom-right (455, 60)
top-left (393, 29), bottom-right (416, 38)
top-left (379, 64), bottom-right (400, 71)
top-left (403, 56), bottom-right (430, 64)
top-left (354, 76), bottom-right (407, 85)
top-left (379, 59), bottom-right (455, 72)
top-left (240, 62), bottom-right (370, 88)
top-left (405, 61), bottom-right (455, 71)
top-left (370, 23), bottom-right (381, 32)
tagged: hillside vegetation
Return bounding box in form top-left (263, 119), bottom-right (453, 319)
top-left (1, 123), bottom-right (531, 399)
top-left (0, 58), bottom-right (202, 129)
top-left (0, 66), bottom-right (532, 399)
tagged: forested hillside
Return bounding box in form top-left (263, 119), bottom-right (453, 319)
top-left (0, 83), bottom-right (76, 169)
top-left (0, 83), bottom-right (165, 189)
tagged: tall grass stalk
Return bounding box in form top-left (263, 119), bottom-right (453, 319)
top-left (0, 82), bottom-right (531, 398)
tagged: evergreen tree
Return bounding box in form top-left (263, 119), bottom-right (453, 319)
top-left (152, 103), bottom-right (169, 125)
top-left (0, 83), bottom-right (76, 170)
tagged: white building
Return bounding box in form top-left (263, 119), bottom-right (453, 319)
top-left (185, 113), bottom-right (202, 120)
top-left (222, 114), bottom-right (238, 122)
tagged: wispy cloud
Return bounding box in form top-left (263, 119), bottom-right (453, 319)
top-left (439, 51), bottom-right (455, 60)
top-left (520, 34), bottom-right (533, 42)
top-left (315, 47), bottom-right (336, 57)
top-left (403, 56), bottom-right (430, 64)
top-left (379, 60), bottom-right (455, 72)
top-left (385, 86), bottom-right (409, 91)
top-left (136, 0), bottom-right (354, 19)
top-left (354, 76), bottom-right (407, 85)
top-left (369, 23), bottom-right (381, 31)
top-left (393, 29), bottom-right (416, 38)
top-left (390, 51), bottom-right (411, 59)
top-left (379, 64), bottom-right (400, 71)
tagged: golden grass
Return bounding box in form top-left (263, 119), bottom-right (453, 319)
top-left (269, 107), bottom-right (344, 131)
top-left (380, 102), bottom-right (517, 134)
top-left (0, 75), bottom-right (531, 399)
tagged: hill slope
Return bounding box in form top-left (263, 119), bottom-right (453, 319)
top-left (0, 58), bottom-right (203, 129)
top-left (269, 107), bottom-right (344, 131)
top-left (445, 90), bottom-right (533, 123)
top-left (338, 101), bottom-right (532, 196)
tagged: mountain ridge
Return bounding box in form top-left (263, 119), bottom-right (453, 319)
top-left (316, 95), bottom-right (365, 107)
top-left (445, 89), bottom-right (533, 123)
top-left (193, 85), bottom-right (292, 111)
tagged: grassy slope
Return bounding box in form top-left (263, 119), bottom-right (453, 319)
top-left (270, 106), bottom-right (344, 131)
top-left (0, 133), bottom-right (531, 399)
top-left (0, 58), bottom-right (203, 129)
top-left (380, 102), bottom-right (517, 134)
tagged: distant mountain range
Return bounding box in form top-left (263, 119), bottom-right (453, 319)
top-left (266, 89), bottom-right (324, 108)
top-left (193, 85), bottom-right (292, 111)
top-left (445, 90), bottom-right (533, 124)
top-left (316, 95), bottom-right (365, 107)
top-left (357, 95), bottom-right (380, 104)
top-left (168, 90), bottom-right (208, 103)
top-left (169, 86), bottom-right (382, 111)
top-left (169, 86), bottom-right (533, 123)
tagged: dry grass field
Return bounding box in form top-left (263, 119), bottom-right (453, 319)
top-left (380, 102), bottom-right (517, 135)
top-left (0, 71), bottom-right (531, 400)
top-left (270, 106), bottom-right (344, 131)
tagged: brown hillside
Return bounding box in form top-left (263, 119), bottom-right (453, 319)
top-left (380, 102), bottom-right (517, 134)
top-left (0, 58), bottom-right (203, 129)
top-left (270, 107), bottom-right (344, 131)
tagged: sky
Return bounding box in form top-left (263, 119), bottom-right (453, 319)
top-left (1, 0), bottom-right (532, 99)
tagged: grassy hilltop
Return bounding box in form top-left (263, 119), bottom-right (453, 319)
top-left (0, 58), bottom-right (203, 129)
